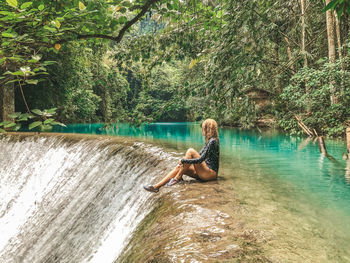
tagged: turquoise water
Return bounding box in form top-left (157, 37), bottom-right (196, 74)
top-left (53, 122), bottom-right (350, 214)
top-left (52, 122), bottom-right (350, 260)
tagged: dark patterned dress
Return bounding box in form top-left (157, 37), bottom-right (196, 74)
top-left (181, 137), bottom-right (220, 173)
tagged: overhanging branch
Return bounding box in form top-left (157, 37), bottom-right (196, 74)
top-left (68, 0), bottom-right (160, 43)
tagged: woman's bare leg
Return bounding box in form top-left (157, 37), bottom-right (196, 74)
top-left (153, 146), bottom-right (216, 189)
top-left (153, 165), bottom-right (181, 189)
top-left (174, 148), bottom-right (217, 181)
top-left (153, 164), bottom-right (196, 189)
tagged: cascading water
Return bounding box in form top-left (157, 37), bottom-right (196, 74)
top-left (0, 134), bottom-right (174, 263)
top-left (3, 124), bottom-right (350, 262)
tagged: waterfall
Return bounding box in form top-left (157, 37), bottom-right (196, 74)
top-left (0, 134), bottom-right (173, 263)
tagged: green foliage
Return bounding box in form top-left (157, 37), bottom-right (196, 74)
top-left (17, 41), bottom-right (131, 124)
top-left (323, 0), bottom-right (350, 17)
top-left (19, 42), bottom-right (100, 123)
top-left (221, 97), bottom-right (260, 129)
top-left (278, 61), bottom-right (350, 137)
top-left (0, 0), bottom-right (178, 123)
top-left (0, 108), bottom-right (65, 133)
top-left (2, 0), bottom-right (350, 138)
top-left (132, 62), bottom-right (189, 123)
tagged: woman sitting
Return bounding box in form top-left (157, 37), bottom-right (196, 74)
top-left (144, 119), bottom-right (220, 193)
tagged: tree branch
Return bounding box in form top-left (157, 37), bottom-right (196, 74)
top-left (65, 0), bottom-right (160, 43)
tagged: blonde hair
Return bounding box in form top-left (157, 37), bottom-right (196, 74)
top-left (201, 119), bottom-right (219, 143)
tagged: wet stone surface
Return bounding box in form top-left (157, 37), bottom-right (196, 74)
top-left (118, 177), bottom-right (271, 263)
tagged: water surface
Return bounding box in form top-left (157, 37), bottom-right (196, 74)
top-left (53, 122), bottom-right (350, 261)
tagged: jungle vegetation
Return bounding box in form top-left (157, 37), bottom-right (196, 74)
top-left (1, 0), bottom-right (350, 136)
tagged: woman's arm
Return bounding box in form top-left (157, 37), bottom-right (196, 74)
top-left (181, 139), bottom-right (214, 165)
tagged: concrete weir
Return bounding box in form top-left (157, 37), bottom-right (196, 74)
top-left (0, 133), bottom-right (174, 263)
top-left (0, 133), bottom-right (269, 263)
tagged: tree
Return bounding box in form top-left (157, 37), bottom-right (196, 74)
top-left (0, 0), bottom-right (172, 123)
top-left (325, 0), bottom-right (338, 104)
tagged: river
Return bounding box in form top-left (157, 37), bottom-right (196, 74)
top-left (1, 122), bottom-right (350, 262)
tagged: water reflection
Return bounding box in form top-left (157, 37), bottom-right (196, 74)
top-left (345, 159), bottom-right (350, 184)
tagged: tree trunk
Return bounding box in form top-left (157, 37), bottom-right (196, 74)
top-left (334, 11), bottom-right (342, 59)
top-left (326, 1), bottom-right (336, 63)
top-left (275, 43), bottom-right (282, 93)
top-left (325, 0), bottom-right (337, 104)
top-left (342, 12), bottom-right (348, 69)
top-left (300, 0), bottom-right (308, 67)
top-left (318, 136), bottom-right (328, 155)
top-left (0, 82), bottom-right (15, 122)
top-left (284, 36), bottom-right (294, 73)
top-left (334, 11), bottom-right (345, 71)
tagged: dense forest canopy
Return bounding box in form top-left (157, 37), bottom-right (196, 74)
top-left (0, 0), bottom-right (350, 136)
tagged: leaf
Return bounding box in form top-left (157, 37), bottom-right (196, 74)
top-left (337, 3), bottom-right (344, 18)
top-left (43, 61), bottom-right (56, 66)
top-left (6, 79), bottom-right (19, 84)
top-left (189, 59), bottom-right (198, 69)
top-left (43, 118), bottom-right (54, 124)
top-left (52, 121), bottom-right (66, 127)
top-left (79, 1), bottom-right (86, 11)
top-left (18, 116), bottom-right (28, 121)
top-left (322, 0), bottom-right (338, 13)
top-left (38, 4), bottom-right (44, 11)
top-left (44, 25), bottom-right (57, 33)
top-left (21, 2), bottom-right (32, 9)
top-left (0, 11), bottom-right (12, 15)
top-left (46, 108), bottom-right (57, 114)
top-left (42, 112), bottom-right (53, 117)
top-left (11, 71), bottom-right (24, 76)
top-left (29, 121), bottom-right (42, 130)
top-left (118, 16), bottom-right (128, 23)
top-left (0, 121), bottom-right (11, 126)
top-left (6, 0), bottom-right (17, 8)
top-left (2, 32), bottom-right (15, 38)
top-left (0, 128), bottom-right (5, 133)
top-left (4, 122), bottom-right (16, 128)
top-left (18, 113), bottom-right (34, 121)
top-left (32, 56), bottom-right (42, 62)
top-left (8, 112), bottom-right (21, 118)
top-left (55, 19), bottom-right (61, 29)
top-left (42, 125), bottom-right (52, 131)
top-left (13, 124), bottom-right (21, 131)
top-left (25, 79), bottom-right (38, 85)
top-left (31, 109), bottom-right (43, 115)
